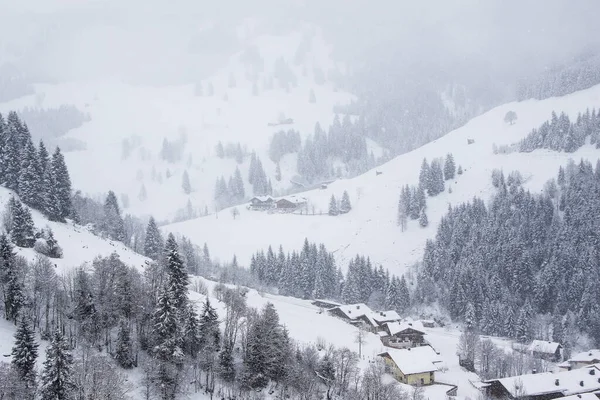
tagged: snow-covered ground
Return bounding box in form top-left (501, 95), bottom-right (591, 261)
top-left (0, 187), bottom-right (148, 273)
top-left (165, 84), bottom-right (600, 276)
top-left (0, 28), bottom-right (353, 223)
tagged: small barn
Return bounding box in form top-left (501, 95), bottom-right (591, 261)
top-left (529, 340), bottom-right (563, 362)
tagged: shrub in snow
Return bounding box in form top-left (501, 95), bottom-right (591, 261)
top-left (34, 229), bottom-right (63, 258)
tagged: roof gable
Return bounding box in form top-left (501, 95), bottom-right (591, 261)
top-left (530, 340), bottom-right (561, 354)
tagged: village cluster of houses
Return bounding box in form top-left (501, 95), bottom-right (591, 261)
top-left (312, 300), bottom-right (455, 393)
top-left (249, 195), bottom-right (307, 213)
top-left (315, 299), bottom-right (600, 400)
top-left (482, 349), bottom-right (600, 399)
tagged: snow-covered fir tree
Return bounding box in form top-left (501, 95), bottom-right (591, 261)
top-left (8, 197), bottom-right (35, 248)
top-left (328, 194), bottom-right (339, 216)
top-left (11, 316), bottom-right (38, 391)
top-left (50, 147), bottom-right (72, 220)
top-left (103, 190), bottom-right (125, 242)
top-left (182, 170), bottom-right (191, 194)
top-left (340, 190), bottom-right (352, 213)
top-left (419, 209), bottom-right (428, 227)
top-left (144, 216), bottom-right (164, 260)
top-left (40, 330), bottom-right (75, 400)
top-left (163, 233), bottom-right (189, 310)
top-left (444, 153), bottom-right (456, 180)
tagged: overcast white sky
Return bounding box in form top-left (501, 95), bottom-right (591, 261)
top-left (0, 0), bottom-right (598, 86)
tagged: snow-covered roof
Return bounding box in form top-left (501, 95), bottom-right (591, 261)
top-left (379, 346), bottom-right (441, 375)
top-left (331, 303), bottom-right (372, 319)
top-left (570, 350), bottom-right (600, 363)
top-left (486, 365), bottom-right (600, 398)
top-left (251, 196), bottom-right (274, 202)
top-left (384, 320), bottom-right (426, 336)
top-left (530, 340), bottom-right (561, 354)
top-left (277, 195), bottom-right (307, 204)
top-left (372, 310), bottom-right (401, 324)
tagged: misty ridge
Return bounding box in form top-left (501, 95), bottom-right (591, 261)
top-left (2, 1), bottom-right (600, 400)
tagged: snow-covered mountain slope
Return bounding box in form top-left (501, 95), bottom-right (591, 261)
top-left (0, 187), bottom-right (148, 273)
top-left (0, 28), bottom-right (353, 222)
top-left (0, 185), bottom-right (487, 399)
top-left (165, 84), bottom-right (600, 275)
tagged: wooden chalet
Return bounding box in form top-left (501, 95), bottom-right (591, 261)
top-left (275, 196), bottom-right (307, 212)
top-left (530, 340), bottom-right (563, 362)
top-left (249, 196), bottom-right (274, 210)
top-left (380, 320), bottom-right (426, 349)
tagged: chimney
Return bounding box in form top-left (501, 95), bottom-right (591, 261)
top-left (555, 379), bottom-right (560, 386)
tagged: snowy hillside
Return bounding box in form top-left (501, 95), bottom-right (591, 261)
top-left (0, 187), bottom-right (147, 272)
top-left (0, 183), bottom-right (486, 399)
top-left (0, 27), bottom-right (354, 222)
top-left (165, 84), bottom-right (600, 275)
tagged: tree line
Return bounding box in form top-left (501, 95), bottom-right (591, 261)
top-left (516, 52), bottom-right (600, 101)
top-left (416, 159), bottom-right (600, 355)
top-left (249, 239), bottom-right (411, 314)
top-left (520, 108), bottom-right (600, 153)
top-left (0, 111), bottom-right (73, 222)
top-left (397, 154), bottom-right (460, 231)
top-left (297, 116), bottom-right (375, 183)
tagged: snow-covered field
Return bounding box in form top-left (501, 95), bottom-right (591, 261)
top-left (0, 29), bottom-right (353, 223)
top-left (165, 84), bottom-right (600, 276)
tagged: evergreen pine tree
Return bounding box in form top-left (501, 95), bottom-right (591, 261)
top-left (428, 159), bottom-right (445, 196)
top-left (216, 141), bottom-right (224, 158)
top-left (232, 167), bottom-right (245, 200)
top-left (182, 303), bottom-right (201, 359)
top-left (40, 330), bottom-right (75, 400)
top-left (51, 147), bottom-right (72, 220)
top-left (328, 195), bottom-right (339, 216)
top-left (115, 320), bottom-right (135, 368)
top-left (0, 113), bottom-right (7, 185)
top-left (457, 165), bottom-right (463, 175)
top-left (182, 170), bottom-right (191, 194)
top-left (444, 153), bottom-right (456, 180)
top-left (419, 158), bottom-right (430, 190)
top-left (103, 190), bottom-right (125, 241)
top-left (340, 190), bottom-right (352, 213)
top-left (37, 141), bottom-right (52, 213)
top-left (419, 209), bottom-right (429, 227)
top-left (9, 197), bottom-right (35, 248)
top-left (144, 216), bottom-right (164, 260)
top-left (164, 233), bottom-right (189, 311)
top-left (11, 316), bottom-right (38, 390)
top-left (3, 113), bottom-right (22, 191)
top-left (18, 136), bottom-right (40, 207)
top-left (397, 276), bottom-right (410, 313)
top-left (152, 286), bottom-right (181, 363)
